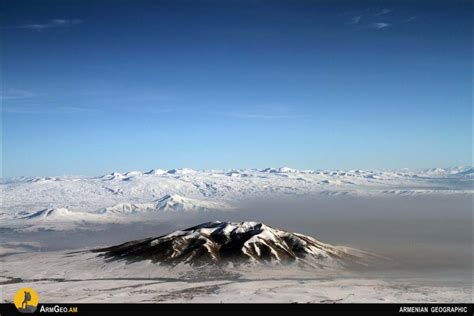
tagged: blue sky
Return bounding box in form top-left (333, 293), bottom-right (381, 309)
top-left (1, 0), bottom-right (472, 177)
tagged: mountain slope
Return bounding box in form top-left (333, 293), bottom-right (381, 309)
top-left (98, 194), bottom-right (232, 215)
top-left (24, 208), bottom-right (105, 222)
top-left (7, 207), bottom-right (121, 231)
top-left (95, 221), bottom-right (380, 268)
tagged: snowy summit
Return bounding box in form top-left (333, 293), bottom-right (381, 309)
top-left (95, 221), bottom-right (379, 268)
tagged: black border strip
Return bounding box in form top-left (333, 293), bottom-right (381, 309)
top-left (0, 303), bottom-right (472, 316)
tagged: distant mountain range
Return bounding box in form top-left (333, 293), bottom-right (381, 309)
top-left (1, 167), bottom-right (472, 231)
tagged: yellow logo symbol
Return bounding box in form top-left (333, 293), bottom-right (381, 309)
top-left (13, 288), bottom-right (39, 313)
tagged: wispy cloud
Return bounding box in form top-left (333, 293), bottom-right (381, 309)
top-left (371, 22), bottom-right (391, 30)
top-left (226, 111), bottom-right (304, 120)
top-left (0, 88), bottom-right (37, 100)
top-left (350, 15), bottom-right (362, 25)
top-left (345, 8), bottom-right (415, 31)
top-left (341, 8), bottom-right (370, 17)
top-left (374, 9), bottom-right (392, 17)
top-left (2, 105), bottom-right (100, 114)
top-left (56, 106), bottom-right (100, 113)
top-left (130, 105), bottom-right (175, 114)
top-left (403, 16), bottom-right (417, 23)
top-left (2, 106), bottom-right (39, 114)
top-left (3, 19), bottom-right (82, 31)
top-left (130, 92), bottom-right (175, 102)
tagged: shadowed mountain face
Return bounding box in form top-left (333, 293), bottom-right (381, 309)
top-left (94, 221), bottom-right (378, 268)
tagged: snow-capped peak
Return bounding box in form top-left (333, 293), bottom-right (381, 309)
top-left (416, 166), bottom-right (474, 178)
top-left (166, 168), bottom-right (196, 175)
top-left (96, 221), bottom-right (379, 268)
top-left (144, 169), bottom-right (167, 175)
top-left (260, 167), bottom-right (298, 173)
top-left (21, 208), bottom-right (110, 224)
top-left (124, 171), bottom-right (142, 177)
top-left (96, 202), bottom-right (155, 215)
top-left (278, 166), bottom-right (298, 173)
top-left (26, 177), bottom-right (60, 183)
top-left (100, 172), bottom-right (126, 180)
top-left (155, 194), bottom-right (231, 212)
top-left (24, 208), bottom-right (72, 220)
top-left (97, 194), bottom-right (232, 215)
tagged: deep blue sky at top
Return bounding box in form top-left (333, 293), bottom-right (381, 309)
top-left (1, 0), bottom-right (472, 177)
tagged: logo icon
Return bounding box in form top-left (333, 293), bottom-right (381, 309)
top-left (13, 288), bottom-right (39, 313)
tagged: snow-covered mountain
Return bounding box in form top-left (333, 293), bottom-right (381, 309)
top-left (144, 169), bottom-right (167, 175)
top-left (166, 168), bottom-right (196, 175)
top-left (6, 207), bottom-right (120, 231)
top-left (153, 194), bottom-right (232, 212)
top-left (1, 236), bottom-right (466, 303)
top-left (414, 166), bottom-right (474, 178)
top-left (1, 167), bottom-right (472, 231)
top-left (100, 172), bottom-right (128, 181)
top-left (98, 194), bottom-right (232, 215)
top-left (1, 194), bottom-right (233, 231)
top-left (260, 166), bottom-right (298, 173)
top-left (24, 207), bottom-right (79, 220)
top-left (23, 208), bottom-right (115, 223)
top-left (96, 221), bottom-right (381, 268)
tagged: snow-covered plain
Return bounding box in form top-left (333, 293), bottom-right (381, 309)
top-left (0, 167), bottom-right (472, 303)
top-left (0, 248), bottom-right (471, 303)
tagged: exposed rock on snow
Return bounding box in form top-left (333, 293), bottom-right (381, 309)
top-left (24, 208), bottom-right (75, 220)
top-left (154, 194), bottom-right (232, 212)
top-left (96, 221), bottom-right (380, 268)
top-left (166, 168), bottom-right (196, 175)
top-left (100, 172), bottom-right (127, 181)
top-left (144, 169), bottom-right (167, 175)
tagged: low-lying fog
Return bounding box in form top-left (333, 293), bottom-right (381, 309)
top-left (2, 195), bottom-right (472, 276)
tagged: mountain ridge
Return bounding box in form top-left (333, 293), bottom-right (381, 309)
top-left (95, 221), bottom-right (382, 269)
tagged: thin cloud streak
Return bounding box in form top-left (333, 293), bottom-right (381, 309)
top-left (374, 9), bottom-right (392, 16)
top-left (226, 112), bottom-right (305, 119)
top-left (345, 8), bottom-right (415, 30)
top-left (371, 22), bottom-right (390, 30)
top-left (403, 16), bottom-right (417, 23)
top-left (3, 19), bottom-right (82, 31)
top-left (57, 106), bottom-right (101, 113)
top-left (1, 88), bottom-right (37, 100)
top-left (351, 15), bottom-right (362, 24)
top-left (2, 105), bottom-right (100, 114)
